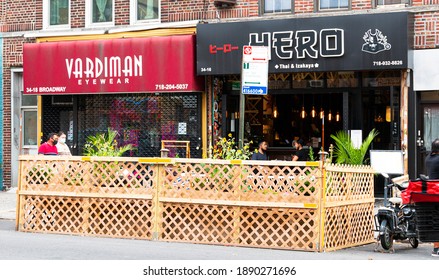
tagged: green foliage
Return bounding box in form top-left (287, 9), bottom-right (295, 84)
top-left (83, 128), bottom-right (135, 156)
top-left (309, 148), bottom-right (315, 161)
top-left (330, 129), bottom-right (379, 165)
top-left (211, 134), bottom-right (253, 160)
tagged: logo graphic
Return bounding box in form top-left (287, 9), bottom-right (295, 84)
top-left (361, 29), bottom-right (391, 54)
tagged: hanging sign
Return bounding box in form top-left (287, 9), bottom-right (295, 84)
top-left (241, 46), bottom-right (269, 95)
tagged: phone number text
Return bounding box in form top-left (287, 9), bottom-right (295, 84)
top-left (155, 84), bottom-right (189, 90)
top-left (373, 60), bottom-right (403, 66)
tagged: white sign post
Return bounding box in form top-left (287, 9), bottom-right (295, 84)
top-left (241, 46), bottom-right (269, 95)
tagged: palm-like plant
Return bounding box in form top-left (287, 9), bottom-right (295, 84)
top-left (330, 129), bottom-right (379, 165)
top-left (83, 128), bottom-right (135, 156)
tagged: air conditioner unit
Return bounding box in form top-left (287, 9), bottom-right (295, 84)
top-left (214, 0), bottom-right (236, 7)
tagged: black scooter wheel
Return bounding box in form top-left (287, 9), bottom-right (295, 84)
top-left (409, 237), bottom-right (419, 248)
top-left (380, 220), bottom-right (393, 250)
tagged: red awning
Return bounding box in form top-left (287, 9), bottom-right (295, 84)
top-left (23, 35), bottom-right (204, 94)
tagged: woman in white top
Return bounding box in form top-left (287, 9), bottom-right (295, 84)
top-left (56, 131), bottom-right (72, 156)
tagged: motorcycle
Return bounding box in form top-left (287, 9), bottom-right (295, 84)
top-left (374, 173), bottom-right (419, 251)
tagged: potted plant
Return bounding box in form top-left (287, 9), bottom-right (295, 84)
top-left (330, 128), bottom-right (379, 165)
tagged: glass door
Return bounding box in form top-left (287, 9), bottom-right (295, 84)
top-left (420, 105), bottom-right (439, 174)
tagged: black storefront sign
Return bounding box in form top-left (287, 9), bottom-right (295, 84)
top-left (196, 12), bottom-right (412, 75)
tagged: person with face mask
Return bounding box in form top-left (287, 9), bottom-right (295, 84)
top-left (38, 133), bottom-right (59, 155)
top-left (56, 131), bottom-right (72, 156)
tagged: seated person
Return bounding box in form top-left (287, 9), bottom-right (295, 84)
top-left (251, 141), bottom-right (268, 160)
top-left (292, 139), bottom-right (309, 161)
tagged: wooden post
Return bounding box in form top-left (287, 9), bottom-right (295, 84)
top-left (318, 161), bottom-right (326, 252)
top-left (152, 164), bottom-right (162, 240)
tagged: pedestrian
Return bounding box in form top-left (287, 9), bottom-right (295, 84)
top-left (38, 133), bottom-right (59, 155)
top-left (56, 131), bottom-right (72, 156)
top-left (251, 141), bottom-right (268, 160)
top-left (425, 138), bottom-right (439, 257)
top-left (292, 139), bottom-right (309, 161)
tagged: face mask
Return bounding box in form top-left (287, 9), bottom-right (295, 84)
top-left (59, 138), bottom-right (66, 144)
top-left (53, 140), bottom-right (58, 145)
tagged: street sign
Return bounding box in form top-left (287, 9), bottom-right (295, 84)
top-left (241, 46), bottom-right (269, 95)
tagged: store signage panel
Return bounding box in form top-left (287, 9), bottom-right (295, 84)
top-left (241, 46), bottom-right (269, 95)
top-left (197, 12), bottom-right (412, 75)
top-left (23, 35), bottom-right (204, 94)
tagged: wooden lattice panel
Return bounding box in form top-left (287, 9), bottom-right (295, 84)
top-left (20, 158), bottom-right (156, 196)
top-left (238, 207), bottom-right (319, 251)
top-left (20, 195), bottom-right (86, 234)
top-left (324, 203), bottom-right (375, 251)
top-left (160, 203), bottom-right (319, 251)
top-left (161, 203), bottom-right (237, 244)
top-left (19, 195), bottom-right (153, 239)
top-left (18, 156), bottom-right (377, 252)
top-left (161, 162), bottom-right (321, 204)
top-left (86, 198), bottom-right (153, 239)
top-left (325, 164), bottom-right (374, 202)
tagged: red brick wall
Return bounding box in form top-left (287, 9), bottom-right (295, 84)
top-left (71, 0), bottom-right (86, 28)
top-left (115, 0), bottom-right (130, 25)
top-left (414, 12), bottom-right (439, 49)
top-left (413, 0), bottom-right (439, 6)
top-left (295, 0), bottom-right (314, 13)
top-left (351, 0), bottom-right (373, 10)
top-left (164, 0), bottom-right (259, 22)
top-left (0, 0), bottom-right (39, 32)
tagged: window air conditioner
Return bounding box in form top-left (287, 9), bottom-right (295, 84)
top-left (214, 0), bottom-right (237, 7)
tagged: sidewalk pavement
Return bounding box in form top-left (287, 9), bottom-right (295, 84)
top-left (0, 188), bottom-right (17, 220)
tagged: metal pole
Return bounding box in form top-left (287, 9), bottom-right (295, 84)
top-left (321, 114), bottom-right (325, 162)
top-left (238, 93), bottom-right (245, 149)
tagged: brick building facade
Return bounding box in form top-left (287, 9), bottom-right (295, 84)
top-left (1, 1), bottom-right (439, 189)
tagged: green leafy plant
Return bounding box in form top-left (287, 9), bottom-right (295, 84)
top-left (83, 128), bottom-right (135, 156)
top-left (330, 129), bottom-right (379, 165)
top-left (210, 134), bottom-right (253, 160)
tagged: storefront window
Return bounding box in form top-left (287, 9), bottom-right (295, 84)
top-left (41, 93), bottom-right (202, 158)
top-left (319, 0), bottom-right (349, 10)
top-left (263, 0), bottom-right (292, 14)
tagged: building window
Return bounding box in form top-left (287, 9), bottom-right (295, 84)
top-left (130, 0), bottom-right (160, 24)
top-left (319, 0), bottom-right (349, 10)
top-left (86, 0), bottom-right (114, 27)
top-left (43, 0), bottom-right (70, 29)
top-left (263, 0), bottom-right (292, 14)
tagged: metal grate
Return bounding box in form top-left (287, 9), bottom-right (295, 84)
top-left (42, 93), bottom-right (202, 157)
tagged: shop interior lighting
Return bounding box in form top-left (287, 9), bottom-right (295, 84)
top-left (311, 94), bottom-right (316, 118)
top-left (301, 95), bottom-right (306, 119)
top-left (328, 110), bottom-right (332, 121)
top-left (273, 96), bottom-right (278, 118)
top-left (336, 111), bottom-right (340, 122)
top-left (320, 108), bottom-right (324, 119)
top-left (386, 106), bottom-right (391, 122)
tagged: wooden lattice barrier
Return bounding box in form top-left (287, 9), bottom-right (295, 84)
top-left (17, 156), bottom-right (375, 252)
top-left (323, 164), bottom-right (375, 251)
